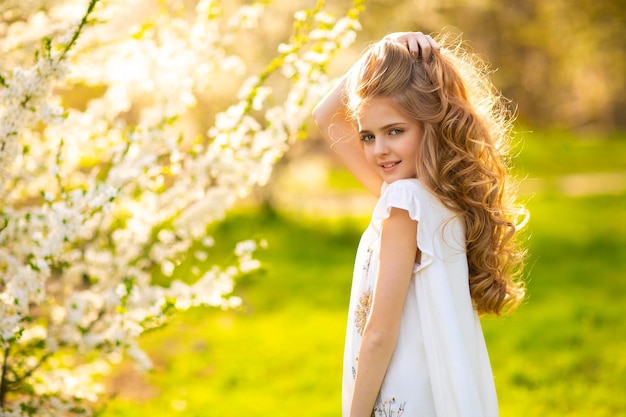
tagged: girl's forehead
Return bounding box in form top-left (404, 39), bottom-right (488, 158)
top-left (357, 98), bottom-right (410, 125)
top-left (359, 97), bottom-right (399, 114)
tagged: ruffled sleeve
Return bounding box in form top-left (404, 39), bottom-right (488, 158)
top-left (369, 179), bottom-right (434, 274)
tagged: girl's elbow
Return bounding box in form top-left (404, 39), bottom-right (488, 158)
top-left (362, 327), bottom-right (397, 350)
top-left (311, 104), bottom-right (327, 127)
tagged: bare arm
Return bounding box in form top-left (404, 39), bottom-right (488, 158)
top-left (312, 72), bottom-right (383, 196)
top-left (349, 207), bottom-right (418, 417)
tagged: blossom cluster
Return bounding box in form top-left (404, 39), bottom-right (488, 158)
top-left (0, 0), bottom-right (363, 415)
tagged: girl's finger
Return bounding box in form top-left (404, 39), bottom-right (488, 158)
top-left (425, 35), bottom-right (441, 54)
top-left (406, 36), bottom-right (420, 55)
top-left (415, 32), bottom-right (432, 59)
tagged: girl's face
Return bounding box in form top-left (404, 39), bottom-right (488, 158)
top-left (357, 97), bottom-right (422, 183)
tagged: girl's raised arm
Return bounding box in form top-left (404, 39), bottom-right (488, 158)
top-left (312, 72), bottom-right (383, 197)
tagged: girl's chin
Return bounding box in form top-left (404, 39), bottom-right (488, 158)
top-left (382, 173), bottom-right (417, 183)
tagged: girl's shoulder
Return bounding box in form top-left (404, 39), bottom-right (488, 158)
top-left (376, 178), bottom-right (452, 221)
top-left (375, 179), bottom-right (430, 222)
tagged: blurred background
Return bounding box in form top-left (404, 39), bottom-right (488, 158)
top-left (103, 0), bottom-right (626, 416)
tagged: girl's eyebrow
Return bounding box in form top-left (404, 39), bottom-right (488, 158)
top-left (358, 122), bottom-right (407, 134)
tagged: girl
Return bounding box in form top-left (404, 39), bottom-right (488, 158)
top-left (312, 32), bottom-right (526, 417)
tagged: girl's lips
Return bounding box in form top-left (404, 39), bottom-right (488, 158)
top-left (380, 161), bottom-right (400, 172)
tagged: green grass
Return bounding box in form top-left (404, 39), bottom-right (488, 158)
top-left (511, 129), bottom-right (626, 177)
top-left (101, 131), bottom-right (626, 416)
top-left (483, 193), bottom-right (626, 416)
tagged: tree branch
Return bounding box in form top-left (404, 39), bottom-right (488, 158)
top-left (0, 345), bottom-right (10, 407)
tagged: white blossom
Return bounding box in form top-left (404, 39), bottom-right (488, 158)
top-left (0, 0), bottom-right (363, 414)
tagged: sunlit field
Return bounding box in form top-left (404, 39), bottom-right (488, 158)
top-left (103, 131), bottom-right (626, 417)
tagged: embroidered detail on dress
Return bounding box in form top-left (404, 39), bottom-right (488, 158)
top-left (354, 288), bottom-right (372, 336)
top-left (354, 248), bottom-right (374, 335)
top-left (362, 247), bottom-right (373, 277)
top-left (372, 395), bottom-right (406, 417)
top-left (351, 356), bottom-right (358, 380)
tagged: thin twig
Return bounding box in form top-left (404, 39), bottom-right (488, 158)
top-left (58, 0), bottom-right (101, 62)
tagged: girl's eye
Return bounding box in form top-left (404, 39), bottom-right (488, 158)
top-left (360, 134), bottom-right (375, 143)
top-left (389, 128), bottom-right (403, 135)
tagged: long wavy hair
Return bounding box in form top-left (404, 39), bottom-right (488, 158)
top-left (345, 36), bottom-right (527, 315)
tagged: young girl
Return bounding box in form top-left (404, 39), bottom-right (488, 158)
top-left (312, 32), bottom-right (526, 417)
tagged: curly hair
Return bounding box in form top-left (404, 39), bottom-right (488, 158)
top-left (345, 36), bottom-right (527, 315)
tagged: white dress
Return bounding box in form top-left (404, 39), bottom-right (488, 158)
top-left (342, 179), bottom-right (499, 417)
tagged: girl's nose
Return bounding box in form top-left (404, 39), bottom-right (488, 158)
top-left (373, 138), bottom-right (389, 156)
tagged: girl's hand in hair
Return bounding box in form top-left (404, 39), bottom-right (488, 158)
top-left (383, 31), bottom-right (440, 59)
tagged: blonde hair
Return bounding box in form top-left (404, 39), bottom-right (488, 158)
top-left (346, 36), bottom-right (527, 315)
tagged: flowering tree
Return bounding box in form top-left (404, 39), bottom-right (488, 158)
top-left (0, 0), bottom-right (363, 414)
